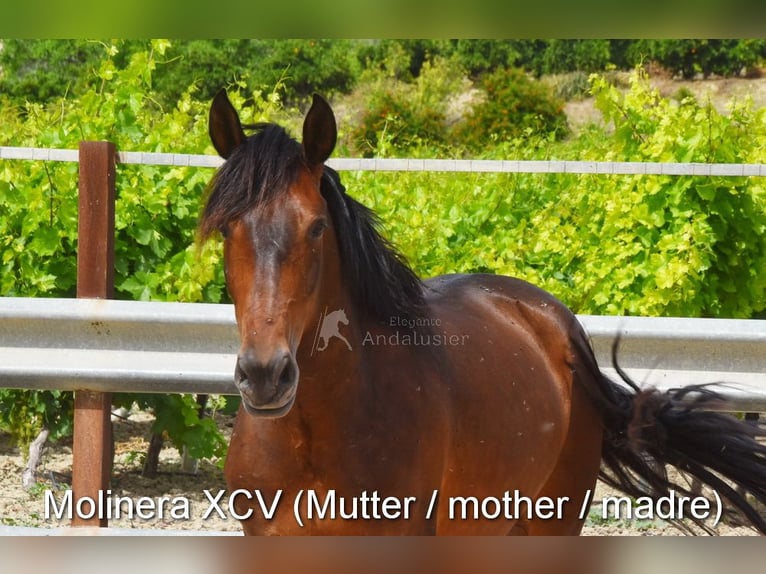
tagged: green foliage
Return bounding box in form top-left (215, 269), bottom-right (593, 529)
top-left (543, 72), bottom-right (592, 101)
top-left (153, 39), bottom-right (362, 106)
top-left (453, 68), bottom-right (569, 154)
top-left (0, 390), bottom-right (72, 452)
top-left (256, 39), bottom-right (361, 102)
top-left (357, 40), bottom-right (453, 82)
top-left (355, 39), bottom-right (766, 81)
top-left (447, 40), bottom-right (523, 78)
top-left (341, 68), bottom-right (766, 319)
top-left (0, 39), bottom-right (363, 109)
top-left (563, 70), bottom-right (766, 316)
top-left (539, 40), bottom-right (613, 75)
top-left (0, 40), bottom-right (105, 103)
top-left (0, 40), bottom-right (236, 459)
top-left (2, 40), bottom-right (226, 302)
top-left (621, 40), bottom-right (766, 79)
top-left (113, 394), bottom-right (228, 464)
top-left (358, 40), bottom-right (613, 80)
top-left (347, 57), bottom-right (466, 156)
top-left (353, 70), bottom-right (765, 319)
top-left (4, 40), bottom-right (765, 114)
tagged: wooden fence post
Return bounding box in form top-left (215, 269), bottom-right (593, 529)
top-left (71, 141), bottom-right (116, 527)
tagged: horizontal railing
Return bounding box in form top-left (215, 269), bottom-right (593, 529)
top-left (1, 297), bottom-right (764, 411)
top-left (0, 297), bottom-right (238, 395)
top-left (3, 145), bottom-right (766, 175)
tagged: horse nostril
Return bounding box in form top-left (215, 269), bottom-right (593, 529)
top-left (277, 354), bottom-right (297, 387)
top-left (234, 359), bottom-right (255, 390)
top-left (236, 349), bottom-right (297, 392)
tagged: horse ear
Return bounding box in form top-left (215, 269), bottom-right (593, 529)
top-left (302, 94), bottom-right (337, 167)
top-left (209, 89), bottom-right (246, 159)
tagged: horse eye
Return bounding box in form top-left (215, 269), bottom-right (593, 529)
top-left (308, 218), bottom-right (328, 240)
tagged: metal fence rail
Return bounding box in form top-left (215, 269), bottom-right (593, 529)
top-left (3, 145), bottom-right (766, 175)
top-left (1, 297), bottom-right (764, 411)
top-left (0, 297), bottom-right (238, 395)
top-left (583, 314), bottom-right (766, 412)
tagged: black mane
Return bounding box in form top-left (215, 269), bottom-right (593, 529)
top-left (200, 123), bottom-right (304, 238)
top-left (319, 167), bottom-right (426, 322)
top-left (200, 124), bottom-right (426, 323)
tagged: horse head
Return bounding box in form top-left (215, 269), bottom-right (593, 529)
top-left (203, 90), bottom-right (338, 418)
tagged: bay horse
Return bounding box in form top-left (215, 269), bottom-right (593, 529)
top-left (201, 90), bottom-right (766, 535)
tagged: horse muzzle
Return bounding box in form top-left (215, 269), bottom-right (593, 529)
top-left (234, 348), bottom-right (300, 418)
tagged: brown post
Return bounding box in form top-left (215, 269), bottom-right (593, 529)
top-left (71, 141), bottom-right (116, 527)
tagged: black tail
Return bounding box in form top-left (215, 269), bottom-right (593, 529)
top-left (574, 333), bottom-right (766, 534)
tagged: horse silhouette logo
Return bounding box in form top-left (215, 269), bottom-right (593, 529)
top-left (311, 308), bottom-right (353, 355)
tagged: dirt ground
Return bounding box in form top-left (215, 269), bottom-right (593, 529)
top-left (0, 411), bottom-right (239, 534)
